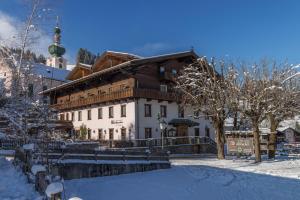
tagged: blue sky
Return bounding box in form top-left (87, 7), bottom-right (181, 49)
top-left (1, 0), bottom-right (300, 64)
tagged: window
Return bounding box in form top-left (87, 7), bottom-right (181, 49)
top-left (60, 114), bottom-right (65, 121)
top-left (87, 110), bottom-right (92, 120)
top-left (144, 104), bottom-right (152, 117)
top-left (205, 113), bottom-right (209, 120)
top-left (78, 111), bottom-right (82, 121)
top-left (66, 113), bottom-right (69, 121)
top-left (121, 105), bottom-right (126, 117)
top-left (178, 105), bottom-right (184, 118)
top-left (98, 108), bottom-right (103, 119)
top-left (28, 84), bottom-right (33, 98)
top-left (194, 110), bottom-right (199, 118)
top-left (108, 87), bottom-right (112, 93)
top-left (145, 128), bottom-right (152, 139)
top-left (42, 95), bottom-right (48, 104)
top-left (109, 128), bottom-right (114, 140)
top-left (159, 66), bottom-right (165, 73)
top-left (71, 112), bottom-right (74, 121)
top-left (205, 127), bottom-right (210, 138)
top-left (160, 105), bottom-right (167, 118)
top-left (121, 128), bottom-right (126, 140)
top-left (194, 128), bottom-right (200, 137)
top-left (42, 85), bottom-right (47, 91)
top-left (109, 107), bottom-right (114, 118)
top-left (160, 84), bottom-right (168, 92)
top-left (172, 69), bottom-right (177, 75)
top-left (98, 129), bottom-right (103, 140)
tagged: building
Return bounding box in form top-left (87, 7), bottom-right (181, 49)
top-left (0, 24), bottom-right (70, 101)
top-left (42, 50), bottom-right (215, 142)
top-left (0, 23), bottom-right (71, 136)
top-left (225, 130), bottom-right (270, 155)
top-left (277, 127), bottom-right (300, 143)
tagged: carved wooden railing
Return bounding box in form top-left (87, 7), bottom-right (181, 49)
top-left (51, 88), bottom-right (179, 110)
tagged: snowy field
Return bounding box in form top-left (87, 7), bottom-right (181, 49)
top-left (1, 155), bottom-right (300, 200)
top-left (64, 156), bottom-right (300, 200)
top-left (0, 156), bottom-right (40, 200)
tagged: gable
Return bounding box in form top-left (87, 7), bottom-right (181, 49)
top-left (92, 51), bottom-right (139, 72)
top-left (66, 65), bottom-right (92, 80)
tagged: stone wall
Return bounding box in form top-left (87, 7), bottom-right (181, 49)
top-left (51, 162), bottom-right (170, 180)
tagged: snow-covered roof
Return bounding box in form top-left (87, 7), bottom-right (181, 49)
top-left (105, 50), bottom-right (142, 59)
top-left (31, 165), bottom-right (46, 175)
top-left (22, 143), bottom-right (34, 151)
top-left (31, 64), bottom-right (70, 82)
top-left (77, 62), bottom-right (92, 68)
top-left (69, 197), bottom-right (83, 200)
top-left (0, 132), bottom-right (6, 139)
top-left (45, 182), bottom-right (64, 197)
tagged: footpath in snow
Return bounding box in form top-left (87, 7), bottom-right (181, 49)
top-left (0, 156), bottom-right (40, 200)
top-left (64, 156), bottom-right (300, 200)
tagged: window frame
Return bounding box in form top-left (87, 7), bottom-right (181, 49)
top-left (98, 129), bottom-right (103, 140)
top-left (78, 111), bottom-right (82, 121)
top-left (144, 104), bottom-right (152, 117)
top-left (98, 108), bottom-right (103, 119)
top-left (87, 110), bottom-right (92, 120)
top-left (145, 128), bottom-right (152, 139)
top-left (109, 106), bottom-right (114, 118)
top-left (121, 105), bottom-right (126, 117)
top-left (160, 105), bottom-right (167, 118)
top-left (71, 112), bottom-right (75, 121)
top-left (178, 105), bottom-right (184, 118)
top-left (160, 84), bottom-right (168, 92)
top-left (121, 128), bottom-right (126, 140)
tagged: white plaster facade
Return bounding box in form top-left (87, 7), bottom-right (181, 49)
top-left (61, 98), bottom-right (215, 141)
top-left (46, 56), bottom-right (67, 69)
top-left (0, 61), bottom-right (69, 101)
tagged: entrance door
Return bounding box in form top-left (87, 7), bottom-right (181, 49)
top-left (194, 128), bottom-right (200, 137)
top-left (176, 125), bottom-right (188, 137)
top-left (176, 125), bottom-right (188, 144)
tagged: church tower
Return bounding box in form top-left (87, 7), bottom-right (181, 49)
top-left (46, 17), bottom-right (67, 69)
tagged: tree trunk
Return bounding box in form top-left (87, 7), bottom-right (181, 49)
top-left (233, 111), bottom-right (238, 130)
top-left (268, 115), bottom-right (277, 159)
top-left (214, 120), bottom-right (225, 159)
top-left (253, 123), bottom-right (261, 162)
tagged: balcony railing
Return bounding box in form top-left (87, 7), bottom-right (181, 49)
top-left (51, 88), bottom-right (179, 110)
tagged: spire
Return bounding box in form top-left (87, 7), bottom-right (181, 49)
top-left (46, 16), bottom-right (67, 69)
top-left (48, 16), bottom-right (65, 57)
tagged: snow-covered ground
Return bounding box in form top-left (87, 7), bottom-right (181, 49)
top-left (64, 156), bottom-right (300, 200)
top-left (0, 156), bottom-right (40, 200)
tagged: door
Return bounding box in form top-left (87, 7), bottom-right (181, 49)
top-left (194, 128), bottom-right (200, 137)
top-left (176, 125), bottom-right (188, 144)
top-left (176, 125), bottom-right (188, 137)
top-left (109, 128), bottom-right (114, 148)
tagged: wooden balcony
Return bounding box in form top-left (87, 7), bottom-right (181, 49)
top-left (51, 88), bottom-right (180, 111)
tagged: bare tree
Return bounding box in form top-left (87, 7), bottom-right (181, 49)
top-left (176, 58), bottom-right (239, 159)
top-left (0, 0), bottom-right (57, 140)
top-left (264, 63), bottom-right (300, 158)
top-left (237, 61), bottom-right (294, 162)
